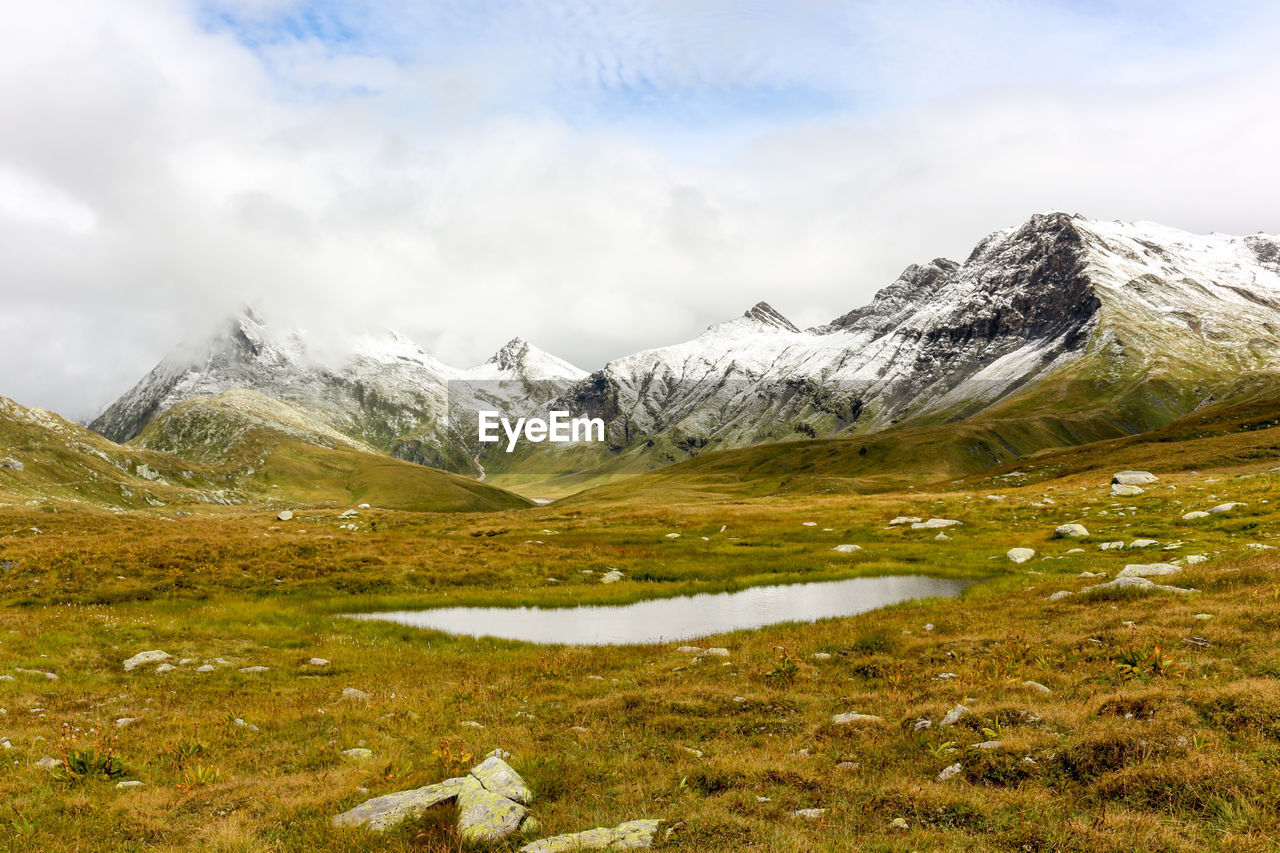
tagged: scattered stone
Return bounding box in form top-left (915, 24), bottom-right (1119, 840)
top-left (832, 544), bottom-right (862, 553)
top-left (913, 718), bottom-right (933, 731)
top-left (811, 652), bottom-right (831, 661)
top-left (155, 663), bottom-right (175, 673)
top-left (940, 705), bottom-right (970, 727)
top-left (0, 457), bottom-right (24, 471)
top-left (1117, 563), bottom-right (1181, 578)
top-left (934, 532), bottom-right (950, 541)
top-left (1193, 613), bottom-right (1213, 620)
top-left (460, 720), bottom-right (485, 729)
top-left (339, 509), bottom-right (358, 519)
top-left (470, 755), bottom-right (532, 804)
top-left (802, 522), bottom-right (817, 527)
top-left (334, 777), bottom-right (472, 831)
top-left (1111, 484), bottom-right (1145, 497)
top-left (518, 819), bottom-right (662, 853)
top-left (831, 712), bottom-right (884, 725)
top-left (792, 809), bottom-right (827, 820)
top-left (600, 569), bottom-right (624, 584)
top-left (36, 756), bottom-right (59, 770)
top-left (1065, 548), bottom-right (1085, 554)
top-left (15, 668), bottom-right (57, 680)
top-left (234, 718), bottom-right (259, 732)
top-left (972, 741), bottom-right (1002, 750)
top-left (701, 647), bottom-right (730, 657)
top-left (1048, 590), bottom-right (1074, 601)
top-left (1128, 539), bottom-right (1159, 549)
top-left (1181, 511), bottom-right (1210, 521)
top-left (308, 658), bottom-right (330, 666)
top-left (114, 717), bottom-right (136, 727)
top-left (122, 650), bottom-right (171, 672)
top-left (1053, 523), bottom-right (1089, 539)
top-left (1006, 548), bottom-right (1036, 564)
top-left (341, 687), bottom-right (371, 702)
top-left (1023, 680), bottom-right (1052, 695)
top-left (664, 533), bottom-right (681, 539)
top-left (936, 762), bottom-right (963, 782)
top-left (890, 817), bottom-right (910, 830)
top-left (195, 664), bottom-right (216, 673)
top-left (342, 748), bottom-right (373, 760)
top-left (277, 510), bottom-right (294, 521)
top-left (675, 646), bottom-right (703, 655)
top-left (912, 518), bottom-right (961, 530)
top-left (116, 780), bottom-right (144, 789)
top-left (239, 666), bottom-right (270, 673)
top-left (1099, 541), bottom-right (1125, 550)
top-left (1113, 471), bottom-right (1158, 485)
top-left (888, 516), bottom-right (922, 526)
top-left (1207, 502), bottom-right (1246, 515)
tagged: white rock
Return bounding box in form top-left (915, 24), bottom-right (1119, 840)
top-left (792, 809), bottom-right (827, 820)
top-left (343, 748), bottom-right (373, 760)
top-left (1006, 548), bottom-right (1035, 564)
top-left (1182, 511), bottom-right (1210, 520)
top-left (1113, 471), bottom-right (1158, 485)
top-left (122, 650), bottom-right (171, 672)
top-left (940, 705), bottom-right (970, 727)
top-left (155, 663), bottom-right (175, 673)
top-left (277, 510), bottom-right (294, 521)
top-left (1048, 590), bottom-right (1074, 601)
top-left (831, 712), bottom-right (883, 725)
top-left (664, 533), bottom-right (680, 539)
top-left (934, 532), bottom-right (950, 541)
top-left (1128, 539), bottom-right (1159, 549)
top-left (1117, 563), bottom-right (1181, 578)
top-left (888, 516), bottom-right (922, 526)
top-left (1207, 502), bottom-right (1246, 514)
top-left (238, 666), bottom-right (270, 673)
top-left (802, 522), bottom-right (817, 527)
top-left (1081, 576), bottom-right (1196, 595)
top-left (912, 518), bottom-right (962, 530)
top-left (832, 544), bottom-right (862, 553)
top-left (195, 664), bottom-right (215, 673)
top-left (342, 687), bottom-right (372, 701)
top-left (1099, 541), bottom-right (1125, 550)
top-left (1111, 484), bottom-right (1145, 497)
top-left (308, 658), bottom-right (330, 666)
top-left (1184, 555), bottom-right (1209, 565)
top-left (702, 647), bottom-right (730, 657)
top-left (600, 569), bottom-right (624, 584)
top-left (675, 646), bottom-right (704, 655)
top-left (937, 762), bottom-right (963, 782)
top-left (1023, 680), bottom-right (1052, 695)
top-left (116, 780), bottom-right (144, 789)
top-left (1053, 523), bottom-right (1090, 539)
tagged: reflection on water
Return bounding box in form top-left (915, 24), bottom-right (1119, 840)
top-left (349, 575), bottom-right (974, 646)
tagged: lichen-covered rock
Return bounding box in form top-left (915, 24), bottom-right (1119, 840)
top-left (122, 650), bottom-right (171, 672)
top-left (1053, 523), bottom-right (1089, 539)
top-left (470, 755), bottom-right (532, 804)
top-left (519, 819), bottom-right (663, 852)
top-left (332, 777), bottom-right (469, 831)
top-left (456, 775), bottom-right (529, 844)
top-left (1110, 483), bottom-right (1144, 497)
top-left (940, 705), bottom-right (970, 727)
top-left (1117, 563), bottom-right (1181, 578)
top-left (1006, 548), bottom-right (1035, 564)
top-left (831, 712), bottom-right (883, 725)
top-left (1081, 576), bottom-right (1196, 595)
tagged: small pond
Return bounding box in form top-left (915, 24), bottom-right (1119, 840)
top-left (349, 575), bottom-right (975, 646)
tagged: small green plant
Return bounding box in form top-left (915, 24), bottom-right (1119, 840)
top-left (57, 747), bottom-right (129, 783)
top-left (167, 738), bottom-right (209, 770)
top-left (764, 647), bottom-right (803, 682)
top-left (927, 741), bottom-right (958, 759)
top-left (179, 763), bottom-right (223, 788)
top-left (1115, 644), bottom-right (1179, 682)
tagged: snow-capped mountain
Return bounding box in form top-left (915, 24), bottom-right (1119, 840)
top-left (90, 309), bottom-right (587, 475)
top-left (91, 213), bottom-right (1280, 489)
top-left (545, 212), bottom-right (1280, 468)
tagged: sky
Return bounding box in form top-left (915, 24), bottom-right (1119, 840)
top-left (3, 0), bottom-right (1280, 420)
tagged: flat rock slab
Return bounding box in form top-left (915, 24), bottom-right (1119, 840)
top-left (1110, 484), bottom-right (1144, 497)
top-left (1082, 576), bottom-right (1195, 595)
top-left (123, 650), bottom-right (171, 672)
top-left (831, 712), bottom-right (883, 725)
top-left (1117, 563), bottom-right (1181, 578)
top-left (1113, 471), bottom-right (1158, 485)
top-left (333, 777), bottom-right (470, 831)
top-left (456, 776), bottom-right (529, 845)
top-left (519, 819), bottom-right (662, 852)
top-left (911, 518), bottom-right (961, 530)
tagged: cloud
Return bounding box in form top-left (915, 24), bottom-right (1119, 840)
top-left (2, 0), bottom-right (1280, 420)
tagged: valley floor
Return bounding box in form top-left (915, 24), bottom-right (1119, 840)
top-left (1, 456), bottom-right (1279, 851)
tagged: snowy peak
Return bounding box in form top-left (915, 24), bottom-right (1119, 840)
top-left (473, 337), bottom-right (586, 382)
top-left (742, 301), bottom-right (799, 332)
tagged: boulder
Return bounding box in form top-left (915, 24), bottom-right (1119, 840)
top-left (455, 775), bottom-right (529, 845)
top-left (1006, 548), bottom-right (1035, 564)
top-left (1112, 471), bottom-right (1158, 485)
top-left (518, 819), bottom-right (662, 853)
top-left (1207, 502), bottom-right (1246, 515)
top-left (1081, 576), bottom-right (1196, 595)
top-left (600, 569), bottom-right (624, 584)
top-left (277, 510), bottom-right (294, 521)
top-left (888, 516), bottom-right (922, 526)
top-left (1048, 590), bottom-right (1074, 601)
top-left (1110, 484), bottom-right (1144, 497)
top-left (469, 756), bottom-right (532, 804)
top-left (122, 650), bottom-right (171, 672)
top-left (1181, 511), bottom-right (1210, 520)
top-left (832, 544), bottom-right (862, 554)
top-left (1053, 524), bottom-right (1089, 539)
top-left (341, 687), bottom-right (372, 701)
top-left (1128, 539), bottom-right (1159, 549)
top-left (936, 762), bottom-right (963, 782)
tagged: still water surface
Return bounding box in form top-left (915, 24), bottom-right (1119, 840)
top-left (350, 575), bottom-right (974, 646)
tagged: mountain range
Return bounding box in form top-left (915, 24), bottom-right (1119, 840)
top-left (42, 211), bottom-right (1280, 501)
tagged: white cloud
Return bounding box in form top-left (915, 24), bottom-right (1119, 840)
top-left (1, 1), bottom-right (1279, 420)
